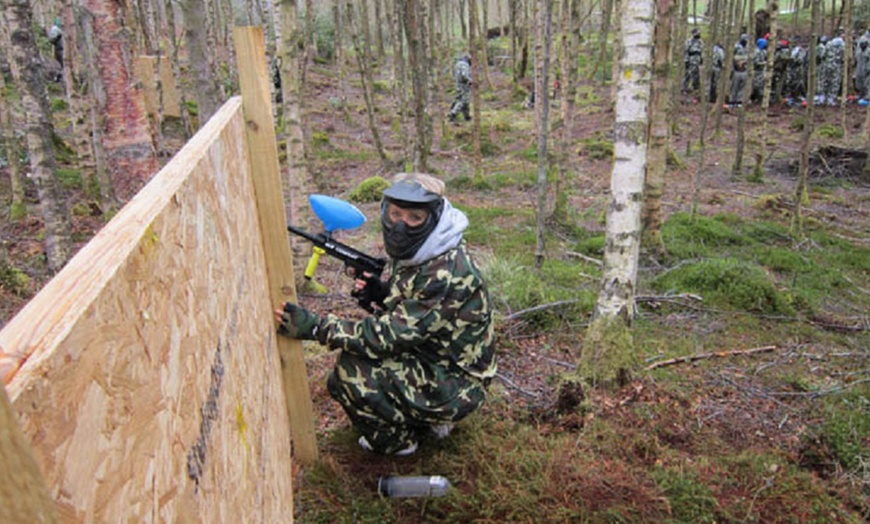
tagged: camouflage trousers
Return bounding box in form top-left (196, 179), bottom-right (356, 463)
top-left (327, 349), bottom-right (487, 454)
top-left (449, 86), bottom-right (471, 120)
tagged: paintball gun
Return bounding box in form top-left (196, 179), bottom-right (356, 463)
top-left (288, 195), bottom-right (387, 313)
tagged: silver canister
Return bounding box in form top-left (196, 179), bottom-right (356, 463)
top-left (377, 475), bottom-right (451, 497)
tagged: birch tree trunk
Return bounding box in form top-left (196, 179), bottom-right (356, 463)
top-left (5, 0), bottom-right (71, 272)
top-left (793, 0), bottom-right (820, 236)
top-left (279, 0), bottom-right (310, 229)
top-left (642, 0), bottom-right (676, 258)
top-left (580, 0), bottom-right (655, 385)
top-left (82, 0), bottom-right (158, 203)
top-left (79, 7), bottom-right (117, 210)
top-left (183, 0), bottom-right (220, 127)
top-left (533, 0), bottom-right (553, 269)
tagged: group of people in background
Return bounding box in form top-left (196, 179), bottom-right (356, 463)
top-left (683, 26), bottom-right (870, 110)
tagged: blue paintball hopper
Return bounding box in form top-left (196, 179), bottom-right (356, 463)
top-left (309, 194), bottom-right (366, 232)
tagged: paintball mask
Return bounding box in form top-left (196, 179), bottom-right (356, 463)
top-left (381, 178), bottom-right (444, 260)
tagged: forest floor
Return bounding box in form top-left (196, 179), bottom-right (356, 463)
top-left (2, 50), bottom-right (870, 522)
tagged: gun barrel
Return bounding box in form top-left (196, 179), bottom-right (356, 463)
top-left (287, 225), bottom-right (386, 277)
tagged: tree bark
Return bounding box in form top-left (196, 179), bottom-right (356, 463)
top-left (402, 0), bottom-right (430, 172)
top-left (590, 0), bottom-right (613, 81)
top-left (643, 0), bottom-right (676, 257)
top-left (79, 7), bottom-right (118, 211)
top-left (5, 0), bottom-right (72, 272)
top-left (753, 0), bottom-right (778, 182)
top-left (533, 0), bottom-right (553, 269)
top-left (183, 0), bottom-right (220, 127)
top-left (82, 0), bottom-right (158, 203)
top-left (554, 0), bottom-right (580, 223)
top-left (0, 60), bottom-right (27, 220)
top-left (793, 0), bottom-right (821, 236)
top-left (345, 0), bottom-right (389, 163)
top-left (469, 0), bottom-right (483, 173)
top-left (279, 0), bottom-right (311, 230)
top-left (734, 0), bottom-right (757, 177)
top-left (581, 0), bottom-right (655, 386)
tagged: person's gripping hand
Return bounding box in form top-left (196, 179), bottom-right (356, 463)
top-left (275, 302), bottom-right (322, 340)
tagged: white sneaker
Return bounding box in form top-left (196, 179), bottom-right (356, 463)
top-left (430, 423), bottom-right (454, 439)
top-left (358, 436), bottom-right (418, 456)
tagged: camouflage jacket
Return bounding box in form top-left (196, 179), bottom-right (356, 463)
top-left (318, 241), bottom-right (497, 381)
top-left (685, 37), bottom-right (703, 65)
top-left (454, 59), bottom-right (472, 88)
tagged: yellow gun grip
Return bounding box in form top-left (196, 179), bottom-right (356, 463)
top-left (304, 246), bottom-right (326, 279)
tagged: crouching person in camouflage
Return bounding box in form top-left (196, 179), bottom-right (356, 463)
top-left (275, 173), bottom-right (497, 456)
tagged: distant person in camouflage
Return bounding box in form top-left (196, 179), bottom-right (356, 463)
top-left (47, 17), bottom-right (63, 82)
top-left (771, 39), bottom-right (791, 103)
top-left (682, 28), bottom-right (704, 94)
top-left (751, 38), bottom-right (768, 103)
top-left (821, 31), bottom-right (845, 105)
top-left (785, 43), bottom-right (808, 102)
top-left (709, 43), bottom-right (725, 102)
top-left (855, 35), bottom-right (870, 100)
top-left (449, 55), bottom-right (472, 122)
top-left (729, 37), bottom-right (750, 106)
top-left (276, 173), bottom-right (496, 456)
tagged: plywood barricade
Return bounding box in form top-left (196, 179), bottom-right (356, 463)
top-left (0, 97), bottom-right (295, 522)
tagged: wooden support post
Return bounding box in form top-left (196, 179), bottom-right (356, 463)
top-left (233, 26), bottom-right (319, 465)
top-left (0, 386), bottom-right (56, 523)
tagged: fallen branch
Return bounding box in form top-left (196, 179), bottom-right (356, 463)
top-left (503, 299), bottom-right (586, 321)
top-left (645, 345), bottom-right (777, 370)
top-left (565, 251), bottom-right (603, 266)
top-left (495, 372), bottom-right (539, 398)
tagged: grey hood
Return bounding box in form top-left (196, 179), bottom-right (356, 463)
top-left (396, 198), bottom-right (467, 267)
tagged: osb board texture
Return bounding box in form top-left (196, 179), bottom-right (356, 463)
top-left (0, 97), bottom-right (294, 522)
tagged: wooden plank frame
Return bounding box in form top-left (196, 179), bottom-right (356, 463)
top-left (0, 28), bottom-right (313, 518)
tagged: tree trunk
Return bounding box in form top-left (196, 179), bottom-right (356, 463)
top-left (391, 0), bottom-right (412, 162)
top-left (82, 0), bottom-right (158, 203)
top-left (794, 0), bottom-right (821, 236)
top-left (333, 0), bottom-right (349, 115)
top-left (734, 0), bottom-right (757, 177)
top-left (165, 0), bottom-right (194, 138)
top-left (373, 0), bottom-right (386, 61)
top-left (5, 0), bottom-right (72, 272)
top-left (752, 0), bottom-right (778, 182)
top-left (469, 0), bottom-right (483, 173)
top-left (279, 0), bottom-right (310, 230)
top-left (79, 7), bottom-right (118, 211)
top-left (643, 0), bottom-right (676, 258)
top-left (0, 63), bottom-right (27, 220)
top-left (477, 0), bottom-right (495, 92)
top-left (402, 0), bottom-right (430, 172)
top-left (345, 0), bottom-right (389, 163)
top-left (580, 0), bottom-right (655, 385)
top-left (840, 0), bottom-right (852, 132)
top-left (554, 0), bottom-right (580, 223)
top-left (533, 0), bottom-right (553, 269)
top-left (183, 0), bottom-right (220, 127)
top-left (590, 0), bottom-right (613, 81)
